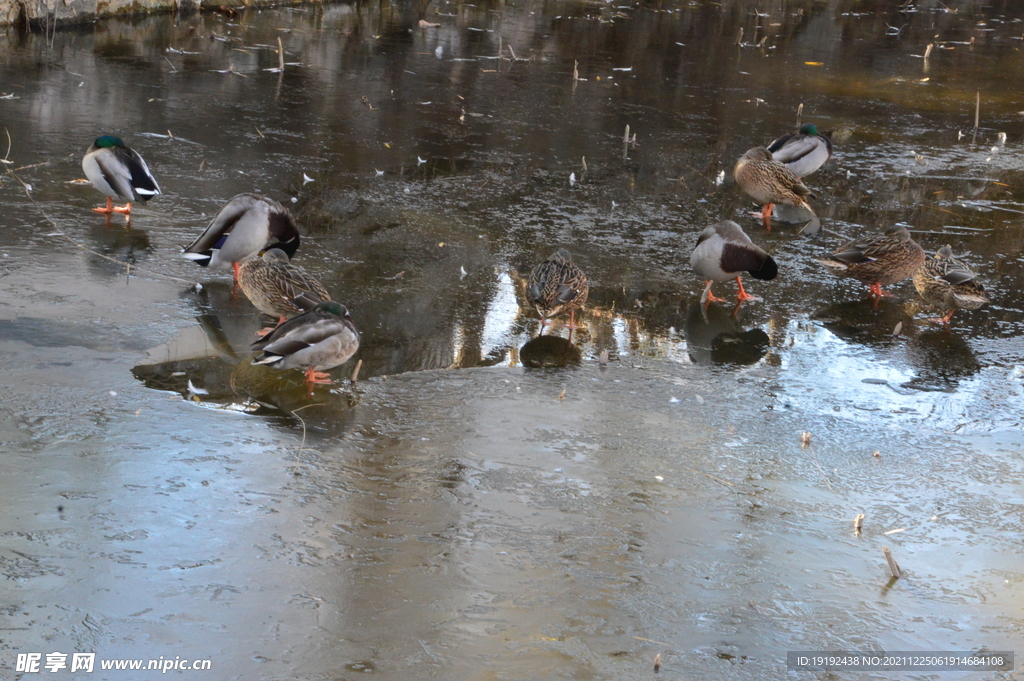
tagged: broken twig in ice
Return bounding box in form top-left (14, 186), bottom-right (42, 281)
top-left (973, 91), bottom-right (980, 144)
top-left (883, 546), bottom-right (901, 578)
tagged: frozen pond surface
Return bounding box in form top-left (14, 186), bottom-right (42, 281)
top-left (1, 0), bottom-right (1024, 678)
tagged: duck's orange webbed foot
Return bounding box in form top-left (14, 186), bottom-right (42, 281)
top-left (303, 368), bottom-right (334, 385)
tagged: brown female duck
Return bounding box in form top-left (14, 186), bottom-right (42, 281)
top-left (238, 248), bottom-right (330, 332)
top-left (912, 245), bottom-right (989, 324)
top-left (733, 147), bottom-right (815, 231)
top-left (526, 249), bottom-right (589, 328)
top-left (816, 225), bottom-right (925, 297)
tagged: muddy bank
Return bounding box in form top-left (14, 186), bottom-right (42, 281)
top-left (0, 0), bottom-right (308, 28)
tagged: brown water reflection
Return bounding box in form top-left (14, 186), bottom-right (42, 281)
top-left (3, 1), bottom-right (1024, 679)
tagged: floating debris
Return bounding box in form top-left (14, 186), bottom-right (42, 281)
top-left (187, 380), bottom-right (208, 400)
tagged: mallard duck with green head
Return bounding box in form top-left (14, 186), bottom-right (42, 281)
top-left (82, 135), bottom-right (160, 215)
top-left (734, 147), bottom-right (816, 231)
top-left (526, 248), bottom-right (589, 328)
top-left (912, 245), bottom-right (989, 324)
top-left (182, 193), bottom-right (300, 280)
top-left (766, 123), bottom-right (833, 178)
top-left (690, 220), bottom-right (778, 309)
top-left (251, 300), bottom-right (360, 386)
top-left (238, 247), bottom-right (330, 332)
top-left (816, 225), bottom-right (925, 297)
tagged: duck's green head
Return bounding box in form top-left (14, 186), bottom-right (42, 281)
top-left (94, 135), bottom-right (127, 149)
top-left (317, 300), bottom-right (349, 317)
top-left (799, 123), bottom-right (819, 136)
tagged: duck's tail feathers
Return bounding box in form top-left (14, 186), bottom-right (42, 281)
top-left (965, 293), bottom-right (990, 306)
top-left (815, 257), bottom-right (849, 273)
top-left (182, 250), bottom-right (212, 267)
top-left (749, 254), bottom-right (778, 281)
top-left (252, 353), bottom-right (284, 366)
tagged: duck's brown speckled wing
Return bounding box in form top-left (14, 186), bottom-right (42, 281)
top-left (821, 227), bottom-right (925, 286)
top-left (527, 250), bottom-right (589, 318)
top-left (239, 257), bottom-right (330, 318)
top-left (913, 246), bottom-right (989, 311)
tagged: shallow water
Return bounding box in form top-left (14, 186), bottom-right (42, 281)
top-left (1, 1), bottom-right (1024, 679)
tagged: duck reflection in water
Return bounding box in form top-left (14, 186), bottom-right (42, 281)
top-left (812, 297), bottom-right (916, 347)
top-left (132, 289), bottom-right (359, 417)
top-left (902, 328), bottom-right (981, 392)
top-left (230, 358), bottom-right (359, 417)
top-left (519, 334), bottom-right (582, 369)
top-left (683, 301), bottom-right (770, 367)
top-left (133, 334), bottom-right (359, 419)
top-left (85, 221), bottom-right (155, 277)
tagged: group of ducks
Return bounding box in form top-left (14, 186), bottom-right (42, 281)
top-left (81, 125), bottom-right (989, 388)
top-left (524, 123), bottom-right (989, 330)
top-left (726, 123), bottom-right (988, 322)
top-left (80, 134), bottom-right (600, 380)
top-left (673, 124), bottom-right (986, 324)
top-left (83, 136), bottom-right (361, 387)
